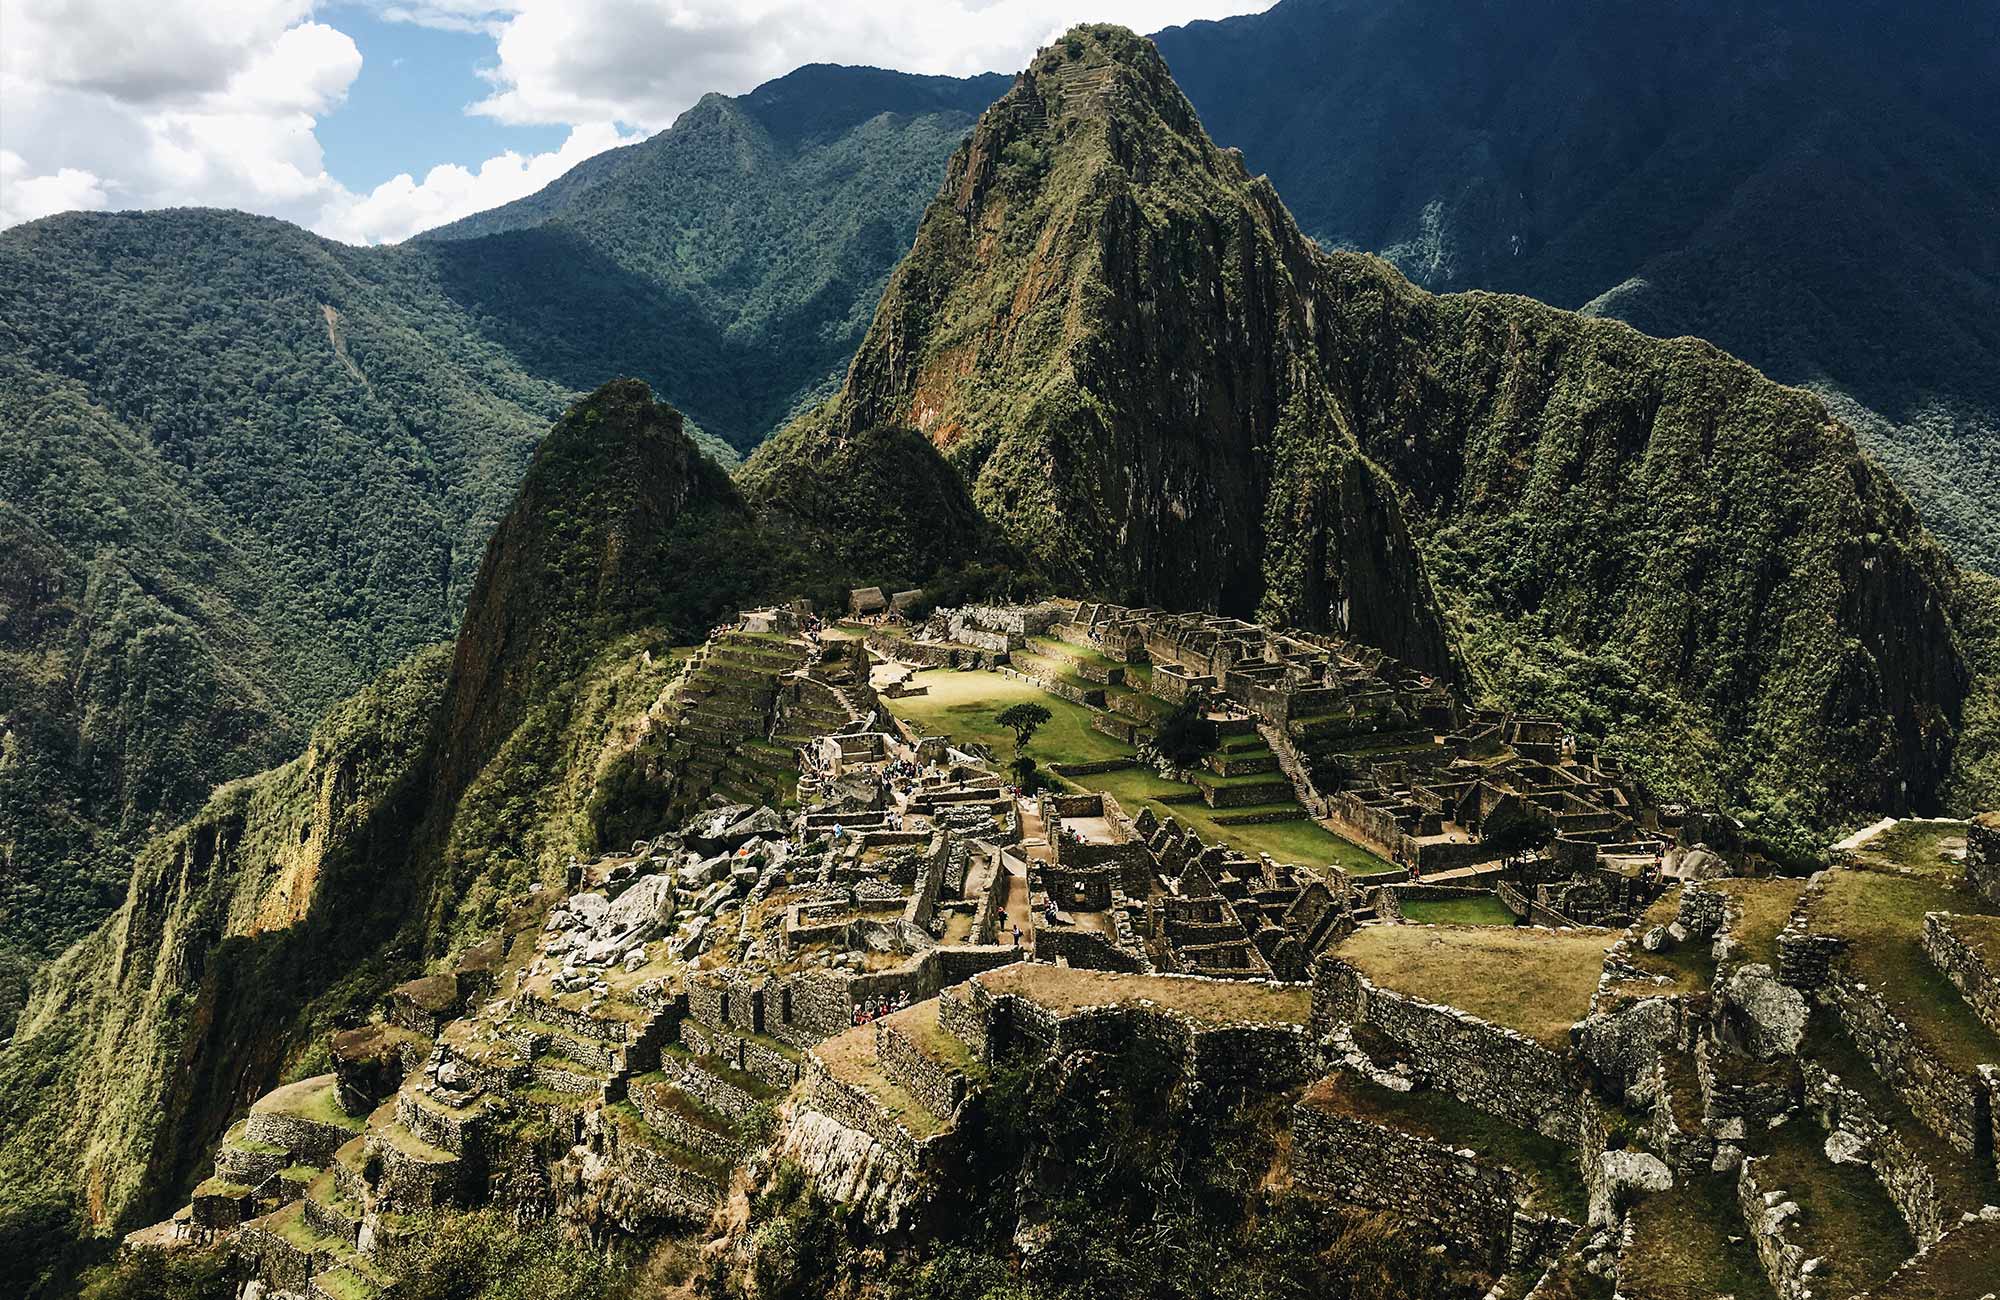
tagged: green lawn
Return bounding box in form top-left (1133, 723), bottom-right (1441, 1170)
top-left (1752, 1118), bottom-right (1912, 1298)
top-left (883, 669), bottom-right (1135, 767)
top-left (885, 668), bottom-right (1394, 874)
top-left (1070, 765), bottom-right (1395, 875)
top-left (1400, 895), bottom-right (1516, 926)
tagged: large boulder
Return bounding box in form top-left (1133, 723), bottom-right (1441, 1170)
top-left (1717, 963), bottom-right (1808, 1059)
top-left (605, 873), bottom-right (676, 937)
top-left (1590, 1149), bottom-right (1673, 1226)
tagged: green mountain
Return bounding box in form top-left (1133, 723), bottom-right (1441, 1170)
top-left (0, 377), bottom-right (915, 1274)
top-left (0, 66), bottom-right (998, 996)
top-left (1153, 0), bottom-right (2000, 571)
top-left (752, 24), bottom-right (1987, 848)
top-left (5, 27), bottom-right (1998, 1294)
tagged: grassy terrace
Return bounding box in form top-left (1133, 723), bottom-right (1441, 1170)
top-left (811, 1025), bottom-right (945, 1139)
top-left (884, 668), bottom-right (1135, 766)
top-left (605, 1101), bottom-right (732, 1181)
top-left (973, 964), bottom-right (1311, 1026)
top-left (1617, 1170), bottom-right (1776, 1300)
top-left (1850, 820), bottom-right (1967, 874)
top-left (1332, 925), bottom-right (1619, 1048)
top-left (658, 1046), bottom-right (781, 1101)
top-left (252, 1074), bottom-right (365, 1132)
top-left (885, 666), bottom-right (1393, 873)
top-left (1806, 1011), bottom-right (2000, 1215)
top-left (1810, 867), bottom-right (2000, 1072)
top-left (1400, 895), bottom-right (1516, 926)
top-left (1616, 893), bottom-right (1714, 992)
top-left (1717, 877), bottom-right (1806, 966)
top-left (1300, 1071), bottom-right (1587, 1221)
top-left (1068, 765), bottom-right (1395, 874)
top-left (1752, 1118), bottom-right (1912, 1298)
top-left (881, 998), bottom-right (984, 1079)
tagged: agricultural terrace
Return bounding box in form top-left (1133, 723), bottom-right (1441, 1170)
top-left (1332, 925), bottom-right (1620, 1048)
top-left (973, 964), bottom-right (1312, 1027)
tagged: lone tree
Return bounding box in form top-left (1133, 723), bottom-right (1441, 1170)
top-left (996, 702), bottom-right (1053, 787)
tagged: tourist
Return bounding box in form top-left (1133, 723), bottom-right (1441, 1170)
top-left (1012, 923), bottom-right (1022, 946)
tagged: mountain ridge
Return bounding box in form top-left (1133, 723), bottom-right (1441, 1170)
top-left (751, 23), bottom-right (1986, 845)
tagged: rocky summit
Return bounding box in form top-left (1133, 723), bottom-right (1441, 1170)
top-left (4, 17), bottom-right (2000, 1300)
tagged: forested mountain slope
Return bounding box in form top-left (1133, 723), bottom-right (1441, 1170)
top-left (1154, 0), bottom-right (2000, 571)
top-left (1, 377), bottom-right (968, 1274)
top-left (751, 24), bottom-right (1986, 849)
top-left (0, 67), bottom-right (996, 995)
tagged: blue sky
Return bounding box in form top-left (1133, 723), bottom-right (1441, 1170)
top-left (0, 1), bottom-right (1274, 243)
top-left (314, 7), bottom-right (566, 193)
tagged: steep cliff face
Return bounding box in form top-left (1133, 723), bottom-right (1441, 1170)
top-left (752, 26), bottom-right (1453, 674)
top-left (435, 379), bottom-right (752, 804)
top-left (0, 382), bottom-right (764, 1251)
top-left (1302, 258), bottom-right (1971, 827)
top-left (0, 648), bottom-right (448, 1243)
top-left (759, 25), bottom-right (1978, 836)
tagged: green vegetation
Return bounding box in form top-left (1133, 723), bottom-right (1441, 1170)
top-left (0, 65), bottom-right (1004, 993)
top-left (1751, 1119), bottom-right (1912, 1298)
top-left (1398, 895), bottom-right (1516, 927)
top-left (973, 964), bottom-right (1311, 1027)
top-left (1304, 1072), bottom-right (1586, 1221)
top-left (752, 21), bottom-right (1987, 864)
top-left (395, 1209), bottom-right (630, 1300)
top-left (1155, 0), bottom-right (2000, 572)
top-left (1809, 867), bottom-right (2000, 1072)
top-left (75, 1246), bottom-right (238, 1300)
top-left (1066, 765), bottom-right (1392, 875)
top-left (884, 670), bottom-right (1134, 767)
top-left (1615, 1171), bottom-right (1776, 1300)
top-left (1333, 926), bottom-right (1618, 1047)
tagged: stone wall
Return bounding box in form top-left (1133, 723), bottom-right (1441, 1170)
top-left (875, 1021), bottom-right (966, 1121)
top-left (243, 1111), bottom-right (354, 1168)
top-left (372, 1139), bottom-right (464, 1213)
top-left (237, 1221), bottom-right (314, 1293)
top-left (1920, 913), bottom-right (2000, 1035)
top-left (1967, 814), bottom-right (2000, 907)
top-left (1032, 926), bottom-right (1146, 972)
top-left (1822, 967), bottom-right (1991, 1156)
top-left (627, 1077), bottom-right (749, 1167)
top-left (798, 1054), bottom-right (931, 1169)
top-left (1736, 1154), bottom-right (1816, 1300)
top-left (1801, 1059), bottom-right (1947, 1247)
top-left (1291, 1099), bottom-right (1522, 1271)
top-left (1311, 957), bottom-right (1587, 1143)
top-left (1675, 881), bottom-right (1727, 939)
top-left (658, 1050), bottom-right (763, 1119)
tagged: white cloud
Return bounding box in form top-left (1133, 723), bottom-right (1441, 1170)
top-left (461, 1), bottom-right (1275, 130)
top-left (0, 3), bottom-right (363, 230)
top-left (0, 151), bottom-right (111, 227)
top-left (0, 0), bottom-right (1273, 243)
top-left (319, 121), bottom-right (644, 244)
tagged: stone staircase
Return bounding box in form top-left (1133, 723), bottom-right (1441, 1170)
top-left (1258, 721), bottom-right (1330, 819)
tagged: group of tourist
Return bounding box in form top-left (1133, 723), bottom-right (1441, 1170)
top-left (849, 990), bottom-right (911, 1026)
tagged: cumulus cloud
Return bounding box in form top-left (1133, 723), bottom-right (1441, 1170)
top-left (463, 1), bottom-right (1274, 130)
top-left (320, 121), bottom-right (644, 244)
top-left (0, 0), bottom-right (1272, 243)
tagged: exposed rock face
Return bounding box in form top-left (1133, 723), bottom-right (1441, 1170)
top-left (747, 27), bottom-right (1453, 676)
top-left (1717, 963), bottom-right (1810, 1060)
top-left (776, 1109), bottom-right (925, 1232)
